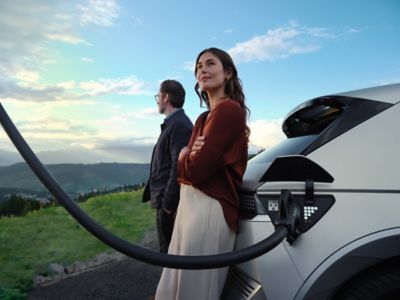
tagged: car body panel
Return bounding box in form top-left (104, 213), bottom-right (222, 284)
top-left (296, 228), bottom-right (400, 299)
top-left (229, 83), bottom-right (400, 300)
top-left (241, 162), bottom-right (272, 191)
top-left (235, 216), bottom-right (304, 300)
top-left (336, 83), bottom-right (400, 104)
top-left (307, 101), bottom-right (400, 190)
top-left (285, 193), bottom-right (400, 279)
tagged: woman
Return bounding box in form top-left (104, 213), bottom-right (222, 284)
top-left (155, 47), bottom-right (250, 300)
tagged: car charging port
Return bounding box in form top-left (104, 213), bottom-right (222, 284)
top-left (274, 190), bottom-right (302, 244)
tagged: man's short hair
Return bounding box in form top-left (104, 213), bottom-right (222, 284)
top-left (160, 80), bottom-right (185, 108)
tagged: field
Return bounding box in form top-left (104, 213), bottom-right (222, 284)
top-left (0, 190), bottom-right (155, 299)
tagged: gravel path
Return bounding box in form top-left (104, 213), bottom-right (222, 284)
top-left (28, 229), bottom-right (162, 300)
top-left (28, 258), bottom-right (162, 300)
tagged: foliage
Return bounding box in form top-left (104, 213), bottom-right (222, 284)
top-left (0, 195), bottom-right (43, 217)
top-left (0, 287), bottom-right (27, 300)
top-left (248, 148), bottom-right (266, 160)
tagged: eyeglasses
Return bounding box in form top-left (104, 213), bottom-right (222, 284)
top-left (154, 94), bottom-right (160, 102)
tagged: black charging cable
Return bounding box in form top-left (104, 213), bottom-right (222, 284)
top-left (0, 103), bottom-right (295, 269)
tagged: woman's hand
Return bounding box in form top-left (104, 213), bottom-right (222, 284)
top-left (178, 146), bottom-right (191, 161)
top-left (191, 136), bottom-right (205, 155)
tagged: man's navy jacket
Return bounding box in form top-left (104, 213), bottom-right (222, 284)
top-left (142, 109), bottom-right (193, 212)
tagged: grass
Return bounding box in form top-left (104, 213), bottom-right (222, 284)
top-left (0, 190), bottom-right (155, 297)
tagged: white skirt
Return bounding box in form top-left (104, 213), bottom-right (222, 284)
top-left (155, 184), bottom-right (236, 300)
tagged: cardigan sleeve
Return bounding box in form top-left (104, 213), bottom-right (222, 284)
top-left (177, 112), bottom-right (205, 180)
top-left (179, 101), bottom-right (245, 185)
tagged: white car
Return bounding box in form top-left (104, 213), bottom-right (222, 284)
top-left (222, 83), bottom-right (400, 300)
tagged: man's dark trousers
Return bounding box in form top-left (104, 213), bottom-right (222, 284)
top-left (156, 208), bottom-right (174, 253)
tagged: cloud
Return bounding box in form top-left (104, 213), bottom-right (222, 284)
top-left (0, 1), bottom-right (127, 105)
top-left (88, 110), bottom-right (159, 143)
top-left (0, 75), bottom-right (150, 103)
top-left (229, 25), bottom-right (319, 63)
top-left (228, 22), bottom-right (358, 63)
top-left (108, 107), bottom-right (159, 121)
top-left (183, 61), bottom-right (195, 72)
top-left (0, 2), bottom-right (145, 104)
top-left (133, 108), bottom-right (159, 118)
top-left (0, 115), bottom-right (103, 162)
top-left (0, 1), bottom-right (154, 163)
top-left (248, 119), bottom-right (286, 149)
top-left (44, 32), bottom-right (90, 46)
top-left (0, 108), bottom-right (158, 163)
top-left (56, 81), bottom-right (77, 90)
top-left (97, 108), bottom-right (160, 126)
top-left (95, 138), bottom-right (155, 162)
top-left (0, 2), bottom-right (90, 79)
top-left (81, 57), bottom-right (94, 63)
top-left (182, 22), bottom-right (360, 70)
top-left (79, 76), bottom-right (150, 97)
top-left (0, 1), bottom-right (92, 105)
top-left (15, 117), bottom-right (97, 140)
top-left (0, 79), bottom-right (79, 103)
top-left (12, 68), bottom-right (41, 83)
top-left (77, 0), bottom-right (120, 27)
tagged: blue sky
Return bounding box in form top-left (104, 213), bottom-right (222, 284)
top-left (0, 0), bottom-right (399, 164)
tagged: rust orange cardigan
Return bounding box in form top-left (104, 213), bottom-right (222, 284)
top-left (178, 99), bottom-right (248, 232)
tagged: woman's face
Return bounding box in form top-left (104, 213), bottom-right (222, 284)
top-left (196, 51), bottom-right (228, 93)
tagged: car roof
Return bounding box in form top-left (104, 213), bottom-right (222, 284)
top-left (334, 82), bottom-right (400, 104)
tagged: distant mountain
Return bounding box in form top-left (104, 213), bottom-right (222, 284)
top-left (35, 147), bottom-right (144, 164)
top-left (0, 146), bottom-right (153, 166)
top-left (0, 162), bottom-right (150, 198)
top-left (0, 149), bottom-right (23, 166)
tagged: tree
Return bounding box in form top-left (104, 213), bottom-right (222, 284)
top-left (0, 195), bottom-right (42, 217)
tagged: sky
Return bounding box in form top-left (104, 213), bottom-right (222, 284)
top-left (0, 0), bottom-right (399, 164)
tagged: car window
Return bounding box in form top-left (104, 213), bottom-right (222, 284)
top-left (249, 135), bottom-right (318, 164)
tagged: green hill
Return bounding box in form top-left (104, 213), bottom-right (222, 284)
top-left (0, 190), bottom-right (155, 298)
top-left (0, 162), bottom-right (150, 198)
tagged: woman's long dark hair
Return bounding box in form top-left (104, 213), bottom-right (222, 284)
top-left (194, 47), bottom-right (250, 138)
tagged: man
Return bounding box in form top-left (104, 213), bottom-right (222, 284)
top-left (142, 80), bottom-right (193, 253)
